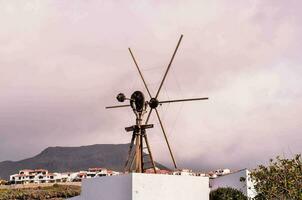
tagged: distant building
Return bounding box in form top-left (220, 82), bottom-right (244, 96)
top-left (208, 168), bottom-right (231, 178)
top-left (74, 168), bottom-right (121, 181)
top-left (9, 168), bottom-right (121, 184)
top-left (209, 169), bottom-right (257, 199)
top-left (144, 168), bottom-right (206, 176)
top-left (172, 169), bottom-right (196, 176)
top-left (144, 168), bottom-right (207, 176)
top-left (10, 169), bottom-right (56, 184)
top-left (87, 168), bottom-right (118, 177)
top-left (57, 172), bottom-right (79, 182)
top-left (145, 168), bottom-right (171, 175)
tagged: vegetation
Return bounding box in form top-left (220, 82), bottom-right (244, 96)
top-left (0, 179), bottom-right (7, 185)
top-left (251, 154), bottom-right (302, 200)
top-left (0, 184), bottom-right (81, 200)
top-left (210, 187), bottom-right (247, 200)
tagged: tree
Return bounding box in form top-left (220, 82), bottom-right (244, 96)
top-left (210, 187), bottom-right (247, 200)
top-left (250, 154), bottom-right (302, 200)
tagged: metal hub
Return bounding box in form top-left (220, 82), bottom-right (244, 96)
top-left (116, 93), bottom-right (126, 102)
top-left (149, 98), bottom-right (159, 109)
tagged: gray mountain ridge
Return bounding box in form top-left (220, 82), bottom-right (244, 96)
top-left (0, 143), bottom-right (167, 180)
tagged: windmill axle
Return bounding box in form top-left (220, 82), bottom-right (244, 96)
top-left (149, 98), bottom-right (159, 109)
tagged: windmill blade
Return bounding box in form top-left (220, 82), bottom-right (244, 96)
top-left (155, 108), bottom-right (177, 169)
top-left (155, 35), bottom-right (183, 99)
top-left (105, 105), bottom-right (130, 109)
top-left (159, 97), bottom-right (209, 104)
top-left (128, 48), bottom-right (152, 98)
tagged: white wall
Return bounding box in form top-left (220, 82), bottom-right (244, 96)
top-left (132, 173), bottom-right (209, 200)
top-left (209, 169), bottom-right (256, 199)
top-left (71, 173), bottom-right (210, 200)
top-left (81, 175), bottom-right (132, 200)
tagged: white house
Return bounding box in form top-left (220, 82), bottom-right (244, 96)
top-left (10, 169), bottom-right (57, 184)
top-left (172, 169), bottom-right (196, 176)
top-left (208, 168), bottom-right (231, 178)
top-left (53, 172), bottom-right (79, 182)
top-left (9, 168), bottom-right (121, 184)
top-left (209, 169), bottom-right (257, 199)
top-left (74, 168), bottom-right (121, 181)
top-left (87, 168), bottom-right (114, 178)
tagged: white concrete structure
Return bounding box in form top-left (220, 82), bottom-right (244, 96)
top-left (69, 173), bottom-right (210, 200)
top-left (209, 169), bottom-right (257, 199)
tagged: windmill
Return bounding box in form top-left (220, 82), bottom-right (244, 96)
top-left (106, 35), bottom-right (209, 173)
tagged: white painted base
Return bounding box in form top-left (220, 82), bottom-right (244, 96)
top-left (69, 173), bottom-right (210, 200)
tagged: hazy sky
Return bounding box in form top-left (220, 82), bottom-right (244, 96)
top-left (0, 0), bottom-right (301, 171)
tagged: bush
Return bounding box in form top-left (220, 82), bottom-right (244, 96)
top-left (0, 184), bottom-right (81, 200)
top-left (251, 154), bottom-right (302, 200)
top-left (210, 187), bottom-right (247, 200)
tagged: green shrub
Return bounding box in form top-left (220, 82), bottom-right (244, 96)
top-left (210, 187), bottom-right (247, 200)
top-left (251, 154), bottom-right (302, 200)
top-left (0, 184), bottom-right (81, 200)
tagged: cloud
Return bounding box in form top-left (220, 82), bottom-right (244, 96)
top-left (0, 0), bottom-right (301, 171)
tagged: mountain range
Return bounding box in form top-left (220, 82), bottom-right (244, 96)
top-left (0, 144), bottom-right (166, 180)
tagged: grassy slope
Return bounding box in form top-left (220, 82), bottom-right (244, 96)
top-left (0, 184), bottom-right (80, 200)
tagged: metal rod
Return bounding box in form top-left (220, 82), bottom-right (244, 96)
top-left (128, 48), bottom-right (153, 99)
top-left (155, 35), bottom-right (183, 99)
top-left (140, 131), bottom-right (144, 172)
top-left (105, 105), bottom-right (130, 109)
top-left (143, 133), bottom-right (157, 173)
top-left (143, 108), bottom-right (157, 173)
top-left (159, 97), bottom-right (209, 104)
top-left (135, 134), bottom-right (141, 172)
top-left (124, 133), bottom-right (136, 172)
top-left (130, 151), bottom-right (136, 172)
top-left (155, 108), bottom-right (177, 169)
top-left (145, 108), bottom-right (153, 124)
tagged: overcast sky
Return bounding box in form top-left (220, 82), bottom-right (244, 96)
top-left (0, 0), bottom-right (301, 171)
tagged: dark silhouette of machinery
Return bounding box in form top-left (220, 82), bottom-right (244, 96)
top-left (106, 35), bottom-right (209, 173)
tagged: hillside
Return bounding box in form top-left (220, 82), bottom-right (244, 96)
top-left (0, 144), bottom-right (166, 180)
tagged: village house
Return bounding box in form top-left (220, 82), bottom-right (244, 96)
top-left (172, 169), bottom-right (196, 176)
top-left (9, 168), bottom-right (121, 184)
top-left (208, 168), bottom-right (231, 178)
top-left (74, 168), bottom-right (121, 181)
top-left (144, 168), bottom-right (171, 175)
top-left (9, 169), bottom-right (63, 184)
top-left (144, 168), bottom-right (206, 176)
